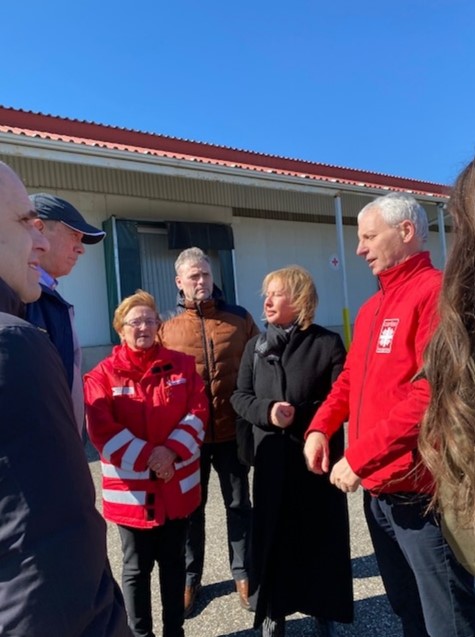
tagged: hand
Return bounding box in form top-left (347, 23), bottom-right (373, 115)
top-left (156, 464), bottom-right (175, 482)
top-left (330, 457), bottom-right (361, 493)
top-left (304, 431), bottom-right (330, 474)
top-left (270, 402), bottom-right (295, 429)
top-left (147, 445), bottom-right (177, 481)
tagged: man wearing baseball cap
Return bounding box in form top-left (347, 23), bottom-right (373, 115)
top-left (26, 193), bottom-right (105, 435)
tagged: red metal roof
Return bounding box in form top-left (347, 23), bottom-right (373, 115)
top-left (0, 106), bottom-right (450, 198)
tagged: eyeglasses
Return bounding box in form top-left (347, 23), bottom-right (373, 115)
top-left (122, 318), bottom-right (159, 329)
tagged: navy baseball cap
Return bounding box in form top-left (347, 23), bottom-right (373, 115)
top-left (29, 193), bottom-right (106, 245)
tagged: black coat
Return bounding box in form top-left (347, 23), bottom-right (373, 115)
top-left (231, 324), bottom-right (353, 625)
top-left (0, 278), bottom-right (130, 637)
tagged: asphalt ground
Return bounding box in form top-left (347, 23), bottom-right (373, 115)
top-left (86, 444), bottom-right (403, 637)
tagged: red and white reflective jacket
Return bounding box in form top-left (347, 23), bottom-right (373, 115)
top-left (306, 252), bottom-right (441, 494)
top-left (84, 344), bottom-right (208, 529)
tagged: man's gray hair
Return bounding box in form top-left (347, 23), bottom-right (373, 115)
top-left (358, 192), bottom-right (429, 243)
top-left (174, 247), bottom-right (210, 274)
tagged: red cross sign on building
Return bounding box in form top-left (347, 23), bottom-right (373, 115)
top-left (329, 254), bottom-right (340, 270)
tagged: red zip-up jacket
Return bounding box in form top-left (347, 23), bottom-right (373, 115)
top-left (84, 344), bottom-right (208, 528)
top-left (306, 252), bottom-right (441, 494)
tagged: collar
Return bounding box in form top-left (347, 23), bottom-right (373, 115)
top-left (378, 251), bottom-right (433, 293)
top-left (113, 342), bottom-right (164, 373)
top-left (121, 342), bottom-right (162, 373)
top-left (177, 284), bottom-right (224, 312)
top-left (38, 267), bottom-right (58, 291)
top-left (183, 297), bottom-right (217, 313)
top-left (0, 277), bottom-right (25, 317)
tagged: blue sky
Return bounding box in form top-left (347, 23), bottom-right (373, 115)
top-left (2, 0), bottom-right (474, 185)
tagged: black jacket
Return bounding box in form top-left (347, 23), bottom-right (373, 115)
top-left (231, 324), bottom-right (353, 625)
top-left (0, 278), bottom-right (130, 636)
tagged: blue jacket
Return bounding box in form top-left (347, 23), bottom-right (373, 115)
top-left (26, 283), bottom-right (74, 389)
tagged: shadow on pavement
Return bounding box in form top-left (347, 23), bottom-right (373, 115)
top-left (352, 553), bottom-right (380, 579)
top-left (214, 594), bottom-right (401, 637)
top-left (187, 579), bottom-right (236, 618)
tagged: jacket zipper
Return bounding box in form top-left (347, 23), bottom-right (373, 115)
top-left (354, 292), bottom-right (383, 440)
top-left (197, 302), bottom-right (216, 441)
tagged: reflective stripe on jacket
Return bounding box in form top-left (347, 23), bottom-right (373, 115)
top-left (85, 344), bottom-right (208, 528)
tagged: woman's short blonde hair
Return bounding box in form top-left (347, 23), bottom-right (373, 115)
top-left (112, 289), bottom-right (160, 335)
top-left (262, 265), bottom-right (318, 330)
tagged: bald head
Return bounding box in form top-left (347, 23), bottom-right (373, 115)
top-left (0, 162), bottom-right (48, 302)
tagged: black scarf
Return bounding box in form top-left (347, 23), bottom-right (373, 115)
top-left (257, 323), bottom-right (297, 361)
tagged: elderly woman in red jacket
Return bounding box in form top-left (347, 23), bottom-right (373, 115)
top-left (85, 289), bottom-right (208, 637)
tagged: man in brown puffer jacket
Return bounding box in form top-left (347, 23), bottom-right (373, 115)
top-left (159, 247), bottom-right (259, 618)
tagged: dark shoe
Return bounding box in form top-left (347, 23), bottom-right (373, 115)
top-left (314, 618), bottom-right (338, 637)
top-left (235, 578), bottom-right (251, 611)
top-left (184, 582), bottom-right (201, 618)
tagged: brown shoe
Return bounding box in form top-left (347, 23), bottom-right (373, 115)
top-left (184, 582), bottom-right (201, 618)
top-left (235, 578), bottom-right (251, 611)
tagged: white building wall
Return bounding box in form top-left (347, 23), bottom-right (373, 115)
top-left (232, 217), bottom-right (376, 332)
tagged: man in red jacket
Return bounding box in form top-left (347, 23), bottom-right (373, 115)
top-left (304, 192), bottom-right (475, 637)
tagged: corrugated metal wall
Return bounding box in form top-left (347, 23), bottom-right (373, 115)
top-left (0, 153), bottom-right (441, 226)
top-left (138, 230), bottom-right (178, 316)
top-left (0, 153), bottom-right (369, 218)
top-left (0, 154), bottom-right (333, 213)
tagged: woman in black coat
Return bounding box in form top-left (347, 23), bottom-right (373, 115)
top-left (231, 266), bottom-right (353, 637)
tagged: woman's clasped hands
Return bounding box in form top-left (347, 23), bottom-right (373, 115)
top-left (147, 445), bottom-right (177, 482)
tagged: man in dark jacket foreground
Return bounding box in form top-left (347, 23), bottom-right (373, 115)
top-left (0, 160), bottom-right (130, 637)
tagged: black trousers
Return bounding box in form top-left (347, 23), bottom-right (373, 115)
top-left (185, 440), bottom-right (252, 585)
top-left (118, 519), bottom-right (188, 637)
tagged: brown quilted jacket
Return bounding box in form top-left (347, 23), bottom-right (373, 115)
top-left (159, 293), bottom-right (260, 443)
